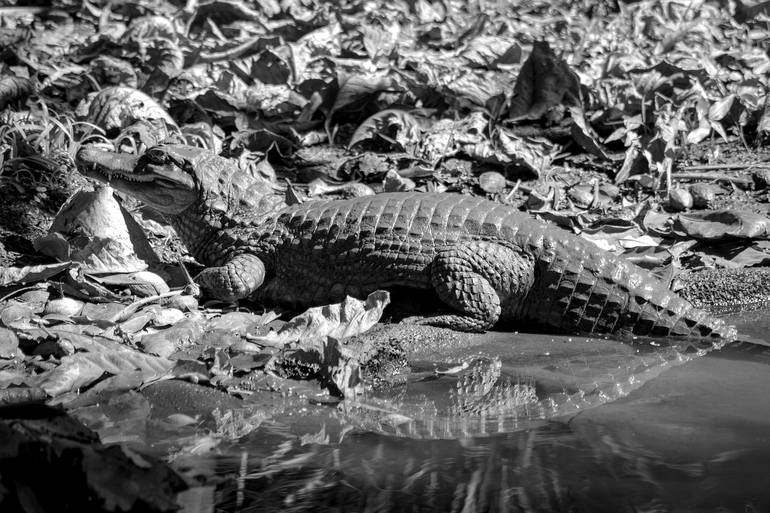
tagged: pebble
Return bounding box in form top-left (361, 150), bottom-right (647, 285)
top-left (668, 188), bottom-right (693, 210)
top-left (689, 183), bottom-right (717, 208)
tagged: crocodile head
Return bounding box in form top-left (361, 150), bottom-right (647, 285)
top-left (76, 144), bottom-right (202, 214)
top-left (76, 144), bottom-right (254, 217)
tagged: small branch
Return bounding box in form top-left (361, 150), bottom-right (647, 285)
top-left (670, 172), bottom-right (753, 185)
top-left (115, 290), bottom-right (185, 323)
top-left (681, 163), bottom-right (770, 171)
top-left (197, 34), bottom-right (270, 63)
top-left (0, 284), bottom-right (44, 303)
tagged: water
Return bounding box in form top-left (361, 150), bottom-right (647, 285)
top-left (93, 313), bottom-right (770, 512)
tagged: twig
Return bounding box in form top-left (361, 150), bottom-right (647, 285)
top-left (671, 172), bottom-right (753, 185)
top-left (681, 163), bottom-right (770, 171)
top-left (178, 257), bottom-right (201, 297)
top-left (115, 290), bottom-right (185, 323)
top-left (504, 179), bottom-right (521, 203)
top-left (589, 180), bottom-right (600, 209)
top-left (0, 284), bottom-right (44, 303)
top-left (197, 34), bottom-right (271, 63)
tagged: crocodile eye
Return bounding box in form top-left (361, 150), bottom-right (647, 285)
top-left (145, 148), bottom-right (168, 164)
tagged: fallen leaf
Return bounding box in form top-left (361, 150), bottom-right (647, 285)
top-left (0, 327), bottom-right (19, 359)
top-left (35, 185), bottom-right (158, 273)
top-left (0, 302), bottom-right (36, 330)
top-left (348, 109), bottom-right (422, 151)
top-left (139, 317), bottom-right (206, 358)
top-left (0, 75), bottom-right (35, 109)
top-left (86, 86), bottom-right (177, 135)
top-left (95, 271), bottom-right (170, 297)
top-left (676, 210), bottom-right (770, 241)
top-left (508, 41), bottom-right (582, 121)
top-left (250, 291), bottom-right (390, 346)
top-left (0, 262), bottom-right (73, 286)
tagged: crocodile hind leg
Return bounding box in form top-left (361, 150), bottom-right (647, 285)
top-left (423, 242), bottom-right (535, 331)
top-left (195, 253), bottom-right (266, 301)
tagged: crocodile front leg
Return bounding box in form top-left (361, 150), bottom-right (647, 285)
top-left (195, 253), bottom-right (266, 301)
top-left (423, 242), bottom-right (536, 331)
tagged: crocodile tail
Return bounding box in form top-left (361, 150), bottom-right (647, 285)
top-left (614, 276), bottom-right (737, 345)
top-left (528, 246), bottom-right (737, 343)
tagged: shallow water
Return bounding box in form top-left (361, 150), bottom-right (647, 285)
top-left (150, 312), bottom-right (770, 512)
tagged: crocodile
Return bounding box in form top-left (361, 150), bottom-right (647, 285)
top-left (75, 144), bottom-right (737, 342)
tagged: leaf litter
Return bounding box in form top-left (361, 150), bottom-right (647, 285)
top-left (2, 0), bottom-right (770, 509)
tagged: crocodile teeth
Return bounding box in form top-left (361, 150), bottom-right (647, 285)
top-left (102, 174), bottom-right (154, 183)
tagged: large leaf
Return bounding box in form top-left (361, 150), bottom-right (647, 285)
top-left (348, 109), bottom-right (422, 150)
top-left (0, 75), bottom-right (35, 109)
top-left (250, 291), bottom-right (390, 346)
top-left (676, 210), bottom-right (770, 241)
top-left (34, 186), bottom-right (158, 274)
top-left (508, 41), bottom-right (582, 121)
top-left (86, 86), bottom-right (177, 134)
top-left (0, 262), bottom-right (72, 286)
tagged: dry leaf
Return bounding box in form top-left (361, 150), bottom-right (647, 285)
top-left (676, 210), bottom-right (770, 241)
top-left (508, 41), bottom-right (581, 121)
top-left (0, 262), bottom-right (72, 286)
top-left (86, 86), bottom-right (177, 135)
top-left (35, 186), bottom-right (158, 273)
top-left (348, 109), bottom-right (422, 151)
top-left (250, 291), bottom-right (390, 346)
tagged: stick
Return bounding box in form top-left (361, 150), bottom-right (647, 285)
top-left (681, 163), bottom-right (770, 171)
top-left (671, 172), bottom-right (753, 185)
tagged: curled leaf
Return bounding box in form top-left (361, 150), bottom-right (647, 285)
top-left (97, 271), bottom-right (170, 297)
top-left (348, 109), bottom-right (421, 151)
top-left (0, 75), bottom-right (35, 109)
top-left (676, 210), bottom-right (770, 241)
top-left (250, 291), bottom-right (390, 346)
top-left (708, 94), bottom-right (736, 122)
top-left (145, 38), bottom-right (184, 75)
top-left (508, 41), bottom-right (581, 121)
top-left (90, 56), bottom-right (138, 88)
top-left (35, 186), bottom-right (158, 273)
top-left (124, 15), bottom-right (177, 42)
top-left (0, 262), bottom-right (72, 286)
top-left (569, 106), bottom-right (608, 160)
top-left (86, 86), bottom-right (177, 135)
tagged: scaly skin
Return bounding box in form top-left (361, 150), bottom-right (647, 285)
top-left (76, 144), bottom-right (736, 341)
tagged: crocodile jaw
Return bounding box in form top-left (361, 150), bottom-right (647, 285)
top-left (76, 146), bottom-right (198, 214)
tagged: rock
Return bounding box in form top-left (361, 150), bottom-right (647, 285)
top-left (668, 188), bottom-right (693, 211)
top-left (689, 183), bottom-right (717, 208)
top-left (752, 168), bottom-right (770, 189)
top-left (479, 171), bottom-right (506, 194)
top-left (44, 298), bottom-right (84, 317)
top-left (383, 170), bottom-right (416, 192)
top-left (568, 184), bottom-right (594, 208)
top-left (600, 183), bottom-right (620, 199)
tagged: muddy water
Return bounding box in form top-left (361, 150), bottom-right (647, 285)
top-left (168, 314), bottom-right (770, 512)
